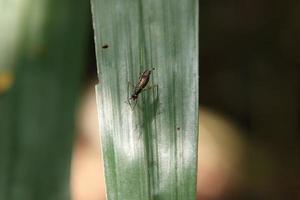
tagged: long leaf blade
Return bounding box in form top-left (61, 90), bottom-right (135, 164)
top-left (92, 0), bottom-right (198, 199)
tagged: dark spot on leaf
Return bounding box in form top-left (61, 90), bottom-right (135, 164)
top-left (177, 127), bottom-right (180, 131)
top-left (102, 44), bottom-right (109, 49)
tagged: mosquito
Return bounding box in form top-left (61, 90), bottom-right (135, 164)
top-left (128, 68), bottom-right (156, 109)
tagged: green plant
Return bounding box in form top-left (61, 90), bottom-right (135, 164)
top-left (91, 0), bottom-right (199, 199)
top-left (0, 0), bottom-right (90, 199)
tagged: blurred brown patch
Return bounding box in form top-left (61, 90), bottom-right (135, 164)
top-left (0, 72), bottom-right (14, 94)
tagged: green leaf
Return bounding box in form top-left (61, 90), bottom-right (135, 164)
top-left (91, 0), bottom-right (199, 199)
top-left (0, 0), bottom-right (90, 199)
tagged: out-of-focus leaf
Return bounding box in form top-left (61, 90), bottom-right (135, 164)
top-left (91, 0), bottom-right (199, 199)
top-left (0, 0), bottom-right (90, 199)
top-left (0, 0), bottom-right (26, 73)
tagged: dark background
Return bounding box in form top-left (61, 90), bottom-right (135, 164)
top-left (198, 0), bottom-right (299, 199)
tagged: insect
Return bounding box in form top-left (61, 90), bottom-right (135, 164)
top-left (128, 68), bottom-right (155, 109)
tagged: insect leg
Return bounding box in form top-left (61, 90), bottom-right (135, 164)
top-left (126, 81), bottom-right (135, 109)
top-left (132, 99), bottom-right (138, 109)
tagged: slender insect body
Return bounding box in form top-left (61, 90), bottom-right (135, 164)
top-left (128, 68), bottom-right (155, 108)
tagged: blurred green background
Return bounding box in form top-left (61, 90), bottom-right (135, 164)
top-left (0, 0), bottom-right (299, 200)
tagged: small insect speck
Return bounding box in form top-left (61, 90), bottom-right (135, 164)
top-left (176, 127), bottom-right (180, 131)
top-left (102, 44), bottom-right (109, 49)
top-left (128, 68), bottom-right (155, 109)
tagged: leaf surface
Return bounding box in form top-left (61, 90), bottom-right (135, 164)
top-left (92, 0), bottom-right (199, 199)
